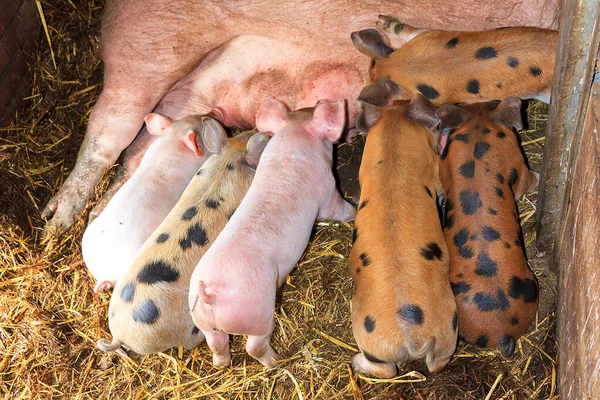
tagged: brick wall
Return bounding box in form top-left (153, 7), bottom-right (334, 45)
top-left (0, 0), bottom-right (40, 124)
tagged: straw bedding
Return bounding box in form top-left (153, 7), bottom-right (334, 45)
top-left (0, 1), bottom-right (557, 398)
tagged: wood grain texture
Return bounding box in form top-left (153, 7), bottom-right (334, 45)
top-left (557, 79), bottom-right (600, 399)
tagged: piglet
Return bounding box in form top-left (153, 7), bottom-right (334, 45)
top-left (438, 97), bottom-right (539, 357)
top-left (350, 94), bottom-right (458, 378)
top-left (188, 96), bottom-right (356, 368)
top-left (97, 131), bottom-right (269, 354)
top-left (82, 114), bottom-right (225, 293)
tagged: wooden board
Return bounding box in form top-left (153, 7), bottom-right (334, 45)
top-left (0, 0), bottom-right (40, 124)
top-left (556, 78), bottom-right (600, 399)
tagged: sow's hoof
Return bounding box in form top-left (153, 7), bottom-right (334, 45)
top-left (335, 137), bottom-right (364, 205)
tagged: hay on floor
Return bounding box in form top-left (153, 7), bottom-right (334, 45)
top-left (0, 1), bottom-right (557, 398)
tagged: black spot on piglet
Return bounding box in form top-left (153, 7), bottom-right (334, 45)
top-left (455, 133), bottom-right (470, 143)
top-left (180, 223), bottom-right (209, 250)
top-left (466, 79), bottom-right (480, 94)
top-left (133, 299), bottom-right (160, 324)
top-left (360, 253), bottom-right (372, 267)
top-left (482, 226), bottom-right (501, 242)
top-left (421, 242), bottom-right (443, 261)
top-left (476, 335), bottom-right (489, 347)
top-left (530, 66), bottom-right (542, 77)
top-left (451, 281), bottom-right (472, 295)
top-left (398, 304), bottom-right (424, 325)
top-left (121, 282), bottom-right (135, 302)
top-left (137, 260), bottom-right (180, 284)
top-left (474, 141), bottom-right (491, 159)
top-left (446, 37), bottom-right (459, 48)
top-left (473, 290), bottom-right (509, 311)
top-left (182, 206), bottom-right (198, 221)
top-left (508, 276), bottom-right (538, 303)
top-left (460, 190), bottom-right (483, 215)
top-left (475, 47), bottom-right (497, 59)
top-left (475, 252), bottom-right (498, 277)
top-left (156, 233), bottom-right (170, 243)
top-left (459, 160), bottom-right (475, 178)
top-left (206, 198), bottom-right (220, 209)
top-left (416, 83), bottom-right (440, 100)
top-left (364, 316), bottom-right (375, 333)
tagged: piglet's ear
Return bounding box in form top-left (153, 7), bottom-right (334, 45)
top-left (407, 93), bottom-right (439, 132)
top-left (493, 97), bottom-right (523, 131)
top-left (356, 103), bottom-right (382, 134)
top-left (181, 130), bottom-right (203, 157)
top-left (244, 132), bottom-right (270, 169)
top-left (144, 113), bottom-right (173, 136)
top-left (201, 117), bottom-right (228, 155)
top-left (358, 78), bottom-right (401, 108)
top-left (255, 96), bottom-right (289, 134)
top-left (308, 99), bottom-right (346, 142)
top-left (436, 104), bottom-right (468, 135)
top-left (351, 29), bottom-right (394, 59)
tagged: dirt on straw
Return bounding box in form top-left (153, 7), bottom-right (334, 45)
top-left (0, 1), bottom-right (557, 399)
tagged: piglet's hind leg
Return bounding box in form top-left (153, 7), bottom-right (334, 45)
top-left (246, 333), bottom-right (282, 368)
top-left (351, 353), bottom-right (397, 378)
top-left (204, 331), bottom-right (232, 367)
top-left (319, 192), bottom-right (356, 223)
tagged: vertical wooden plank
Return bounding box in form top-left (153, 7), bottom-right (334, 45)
top-left (535, 0), bottom-right (600, 267)
top-left (556, 78), bottom-right (600, 400)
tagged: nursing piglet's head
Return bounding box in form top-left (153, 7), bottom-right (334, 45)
top-left (255, 96), bottom-right (346, 143)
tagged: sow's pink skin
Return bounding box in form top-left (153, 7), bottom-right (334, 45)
top-left (81, 114), bottom-right (225, 293)
top-left (41, 0), bottom-right (558, 232)
top-left (188, 97), bottom-right (356, 368)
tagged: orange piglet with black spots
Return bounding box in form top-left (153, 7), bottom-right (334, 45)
top-left (350, 94), bottom-right (460, 378)
top-left (438, 97), bottom-right (539, 357)
top-left (352, 15), bottom-right (557, 107)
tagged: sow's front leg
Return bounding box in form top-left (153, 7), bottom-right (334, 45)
top-left (87, 128), bottom-right (156, 223)
top-left (41, 0), bottom-right (222, 232)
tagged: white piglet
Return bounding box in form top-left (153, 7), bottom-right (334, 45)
top-left (188, 97), bottom-right (356, 368)
top-left (82, 114), bottom-right (226, 293)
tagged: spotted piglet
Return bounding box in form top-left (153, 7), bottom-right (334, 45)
top-left (350, 94), bottom-right (458, 378)
top-left (352, 15), bottom-right (557, 106)
top-left (188, 96), bottom-right (356, 368)
top-left (438, 97), bottom-right (539, 357)
top-left (97, 131), bottom-right (269, 355)
top-left (82, 114), bottom-right (226, 293)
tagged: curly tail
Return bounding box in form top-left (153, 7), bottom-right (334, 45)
top-left (191, 280), bottom-right (215, 312)
top-left (97, 338), bottom-right (122, 353)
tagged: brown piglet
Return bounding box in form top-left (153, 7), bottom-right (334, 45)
top-left (350, 94), bottom-right (459, 378)
top-left (438, 97), bottom-right (539, 357)
top-left (352, 15), bottom-right (557, 107)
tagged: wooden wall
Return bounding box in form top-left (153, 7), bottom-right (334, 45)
top-left (0, 0), bottom-right (40, 124)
